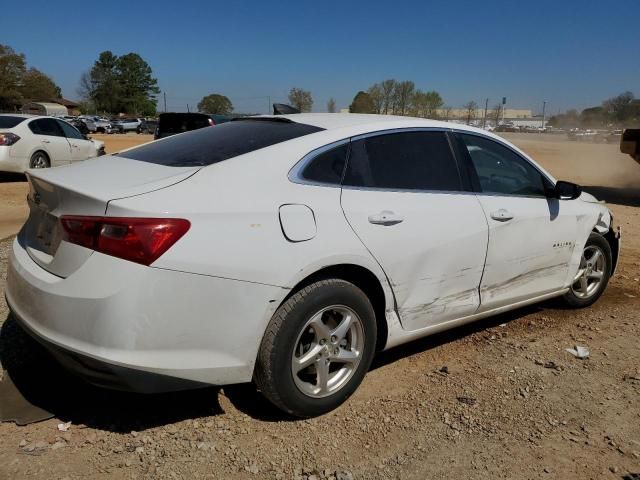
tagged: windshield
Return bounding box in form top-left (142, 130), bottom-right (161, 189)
top-left (118, 119), bottom-right (324, 167)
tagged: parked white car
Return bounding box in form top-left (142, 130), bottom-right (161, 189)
top-left (6, 114), bottom-right (619, 417)
top-left (0, 114), bottom-right (105, 173)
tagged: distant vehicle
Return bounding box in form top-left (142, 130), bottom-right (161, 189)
top-left (494, 124), bottom-right (518, 133)
top-left (80, 116), bottom-right (112, 133)
top-left (620, 129), bottom-right (640, 165)
top-left (154, 112), bottom-right (214, 139)
top-left (111, 118), bottom-right (142, 134)
top-left (77, 117), bottom-right (97, 133)
top-left (137, 119), bottom-right (158, 134)
top-left (0, 114), bottom-right (105, 173)
top-left (69, 119), bottom-right (90, 136)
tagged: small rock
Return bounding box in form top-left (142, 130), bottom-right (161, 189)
top-left (51, 441), bottom-right (66, 450)
top-left (336, 471), bottom-right (354, 480)
top-left (609, 466), bottom-right (619, 473)
top-left (457, 396), bottom-right (477, 406)
top-left (18, 440), bottom-right (27, 448)
top-left (135, 446), bottom-right (144, 454)
top-left (439, 366), bottom-right (449, 374)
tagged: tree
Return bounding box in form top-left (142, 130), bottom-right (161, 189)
top-left (393, 80), bottom-right (415, 115)
top-left (115, 53), bottom-right (160, 115)
top-left (20, 68), bottom-right (61, 99)
top-left (367, 83), bottom-right (384, 114)
top-left (349, 91), bottom-right (376, 113)
top-left (412, 90), bottom-right (443, 118)
top-left (198, 93), bottom-right (233, 114)
top-left (288, 87), bottom-right (313, 112)
top-left (0, 44), bottom-right (26, 110)
top-left (86, 51), bottom-right (159, 115)
top-left (327, 97), bottom-right (336, 113)
top-left (602, 91), bottom-right (635, 125)
top-left (442, 106), bottom-right (453, 121)
top-left (490, 104), bottom-right (502, 125)
top-left (380, 79), bottom-right (396, 114)
top-left (463, 101), bottom-right (478, 125)
top-left (89, 51), bottom-right (120, 113)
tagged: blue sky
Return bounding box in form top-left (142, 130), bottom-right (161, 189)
top-left (4, 0), bottom-right (639, 114)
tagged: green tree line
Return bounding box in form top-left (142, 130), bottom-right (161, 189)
top-left (550, 92), bottom-right (640, 129)
top-left (79, 51), bottom-right (160, 116)
top-left (0, 44), bottom-right (62, 110)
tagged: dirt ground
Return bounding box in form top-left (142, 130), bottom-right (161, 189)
top-left (0, 133), bottom-right (639, 479)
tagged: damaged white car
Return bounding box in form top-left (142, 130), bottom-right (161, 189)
top-left (6, 114), bottom-right (620, 417)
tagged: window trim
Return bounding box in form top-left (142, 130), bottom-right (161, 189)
top-left (451, 129), bottom-right (555, 198)
top-left (342, 127), bottom-right (467, 194)
top-left (290, 127), bottom-right (471, 194)
top-left (288, 138), bottom-right (351, 188)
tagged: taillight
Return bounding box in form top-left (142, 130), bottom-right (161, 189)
top-left (60, 216), bottom-right (190, 266)
top-left (208, 118), bottom-right (215, 126)
top-left (0, 133), bottom-right (20, 146)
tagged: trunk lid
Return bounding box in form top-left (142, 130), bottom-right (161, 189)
top-left (21, 155), bottom-right (199, 277)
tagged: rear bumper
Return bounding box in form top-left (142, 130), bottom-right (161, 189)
top-left (6, 237), bottom-right (283, 391)
top-left (0, 148), bottom-right (26, 173)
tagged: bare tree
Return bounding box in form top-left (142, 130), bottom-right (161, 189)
top-left (463, 101), bottom-right (479, 125)
top-left (491, 104), bottom-right (502, 125)
top-left (288, 87), bottom-right (313, 112)
top-left (380, 79), bottom-right (396, 114)
top-left (327, 97), bottom-right (336, 113)
top-left (77, 71), bottom-right (93, 100)
top-left (412, 90), bottom-right (443, 118)
top-left (394, 80), bottom-right (415, 115)
top-left (367, 83), bottom-right (384, 114)
top-left (442, 106), bottom-right (453, 121)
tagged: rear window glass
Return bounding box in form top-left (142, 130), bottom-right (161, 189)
top-left (0, 116), bottom-right (27, 128)
top-left (300, 143), bottom-right (348, 185)
top-left (118, 119), bottom-right (324, 167)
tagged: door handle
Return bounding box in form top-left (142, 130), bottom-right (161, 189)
top-left (490, 209), bottom-right (514, 222)
top-left (368, 211), bottom-right (404, 226)
top-left (41, 139), bottom-right (50, 144)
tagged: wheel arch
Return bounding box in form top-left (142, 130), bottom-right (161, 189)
top-left (29, 149), bottom-right (50, 168)
top-left (277, 263), bottom-right (392, 352)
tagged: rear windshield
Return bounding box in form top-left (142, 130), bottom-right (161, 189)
top-left (0, 116), bottom-right (27, 128)
top-left (118, 119), bottom-right (325, 167)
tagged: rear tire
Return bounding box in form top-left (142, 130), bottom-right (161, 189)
top-left (29, 151), bottom-right (50, 169)
top-left (255, 279), bottom-right (377, 418)
top-left (561, 232), bottom-right (612, 308)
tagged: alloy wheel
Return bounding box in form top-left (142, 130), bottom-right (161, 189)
top-left (291, 305), bottom-right (364, 398)
top-left (571, 245), bottom-right (606, 299)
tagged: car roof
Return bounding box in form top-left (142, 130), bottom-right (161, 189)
top-left (264, 113), bottom-right (493, 137)
top-left (0, 113), bottom-right (36, 119)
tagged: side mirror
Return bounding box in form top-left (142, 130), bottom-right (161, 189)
top-left (551, 180), bottom-right (582, 200)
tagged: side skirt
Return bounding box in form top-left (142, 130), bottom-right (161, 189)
top-left (383, 288), bottom-right (568, 351)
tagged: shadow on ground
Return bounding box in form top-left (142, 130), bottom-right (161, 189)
top-left (0, 173), bottom-right (26, 183)
top-left (0, 302), bottom-right (547, 431)
top-left (582, 185), bottom-right (640, 207)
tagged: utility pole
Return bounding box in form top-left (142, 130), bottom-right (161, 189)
top-left (542, 101), bottom-right (547, 130)
top-left (482, 98), bottom-right (488, 129)
top-left (501, 97), bottom-right (506, 125)
top-left (187, 104), bottom-right (190, 113)
top-left (163, 92), bottom-right (167, 112)
top-left (268, 96), bottom-right (271, 114)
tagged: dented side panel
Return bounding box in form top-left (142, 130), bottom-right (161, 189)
top-left (340, 188), bottom-right (488, 331)
top-left (475, 195), bottom-right (579, 311)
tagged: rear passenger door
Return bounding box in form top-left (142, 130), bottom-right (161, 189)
top-left (340, 130), bottom-right (489, 331)
top-left (28, 118), bottom-right (72, 167)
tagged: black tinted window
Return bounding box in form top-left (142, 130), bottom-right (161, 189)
top-left (29, 119), bottom-right (63, 137)
top-left (118, 119), bottom-right (324, 167)
top-left (57, 120), bottom-right (84, 139)
top-left (343, 131), bottom-right (461, 191)
top-left (300, 143), bottom-right (348, 185)
top-left (0, 116), bottom-right (26, 128)
top-left (458, 133), bottom-right (547, 196)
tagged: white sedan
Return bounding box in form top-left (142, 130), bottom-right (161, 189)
top-left (0, 114), bottom-right (105, 173)
top-left (6, 114), bottom-right (619, 417)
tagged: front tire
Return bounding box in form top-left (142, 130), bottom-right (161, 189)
top-left (255, 279), bottom-right (377, 418)
top-left (562, 232), bottom-right (612, 308)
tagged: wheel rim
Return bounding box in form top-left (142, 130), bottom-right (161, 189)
top-left (31, 154), bottom-right (48, 169)
top-left (291, 305), bottom-right (364, 398)
top-left (571, 245), bottom-right (606, 299)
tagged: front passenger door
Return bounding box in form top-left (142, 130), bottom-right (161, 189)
top-left (57, 120), bottom-right (93, 162)
top-left (455, 133), bottom-right (577, 311)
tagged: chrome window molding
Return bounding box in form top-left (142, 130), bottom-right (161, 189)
top-left (288, 138), bottom-right (350, 188)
